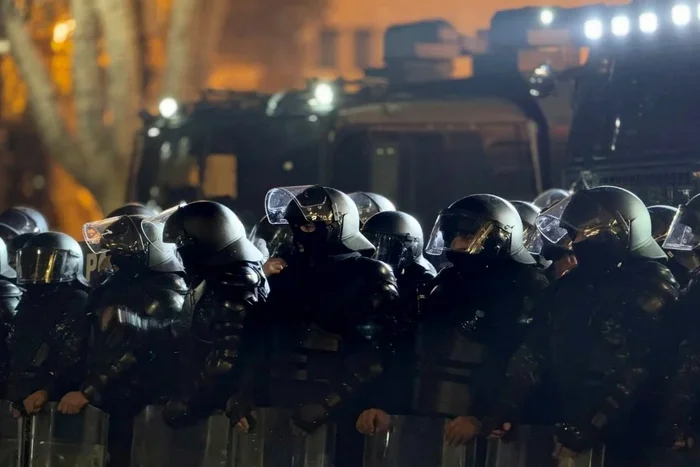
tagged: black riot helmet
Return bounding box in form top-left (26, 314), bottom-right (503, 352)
top-left (0, 206), bottom-right (48, 241)
top-left (362, 210), bottom-right (431, 271)
top-left (537, 186), bottom-right (665, 269)
top-left (83, 214), bottom-right (182, 272)
top-left (106, 202), bottom-right (156, 218)
top-left (249, 215), bottom-right (293, 262)
top-left (145, 201), bottom-right (262, 271)
top-left (425, 194), bottom-right (535, 266)
top-left (0, 238), bottom-right (16, 280)
top-left (348, 192), bottom-right (396, 226)
top-left (16, 231), bottom-right (88, 286)
top-left (266, 185), bottom-right (375, 256)
top-left (533, 188), bottom-right (570, 210)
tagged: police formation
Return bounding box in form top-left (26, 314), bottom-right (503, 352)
top-left (0, 185), bottom-right (698, 467)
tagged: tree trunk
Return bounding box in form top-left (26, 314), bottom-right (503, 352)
top-left (162, 0), bottom-right (197, 100)
top-left (3, 12), bottom-right (91, 185)
top-left (187, 0), bottom-right (229, 94)
top-left (69, 0), bottom-right (106, 166)
top-left (95, 0), bottom-right (139, 163)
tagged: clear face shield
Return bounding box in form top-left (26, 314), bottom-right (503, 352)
top-left (249, 224), bottom-right (293, 261)
top-left (425, 210), bottom-right (512, 258)
top-left (522, 222), bottom-right (544, 256)
top-left (536, 197), bottom-right (630, 249)
top-left (663, 206), bottom-right (700, 251)
top-left (16, 247), bottom-right (81, 284)
top-left (265, 186), bottom-right (336, 227)
top-left (349, 193), bottom-right (381, 225)
top-left (364, 232), bottom-right (418, 269)
top-left (140, 205), bottom-right (184, 252)
top-left (83, 215), bottom-right (148, 255)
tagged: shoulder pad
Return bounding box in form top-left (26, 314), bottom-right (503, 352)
top-left (513, 265), bottom-right (550, 293)
top-left (0, 280), bottom-right (21, 298)
top-left (142, 287), bottom-right (186, 318)
top-left (623, 260), bottom-right (679, 316)
top-left (428, 266), bottom-right (460, 297)
top-left (216, 263), bottom-right (265, 289)
top-left (351, 256), bottom-right (398, 284)
top-left (143, 272), bottom-right (188, 295)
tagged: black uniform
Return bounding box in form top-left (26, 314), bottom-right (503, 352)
top-left (7, 232), bottom-right (90, 412)
top-left (0, 238), bottom-right (20, 397)
top-left (228, 185), bottom-right (400, 433)
top-left (78, 214), bottom-right (186, 412)
top-left (480, 187), bottom-right (678, 461)
top-left (404, 195), bottom-right (548, 422)
top-left (153, 201), bottom-right (269, 426)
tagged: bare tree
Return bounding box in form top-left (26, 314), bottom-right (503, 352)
top-left (2, 0), bottom-right (200, 211)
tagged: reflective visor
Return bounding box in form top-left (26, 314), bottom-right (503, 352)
top-left (250, 224), bottom-right (293, 260)
top-left (663, 207), bottom-right (700, 251)
top-left (522, 223), bottom-right (544, 255)
top-left (83, 215), bottom-right (145, 255)
top-left (425, 211), bottom-right (511, 257)
top-left (265, 186), bottom-right (334, 225)
top-left (141, 205), bottom-right (184, 252)
top-left (17, 247), bottom-right (81, 284)
top-left (535, 197), bottom-right (571, 245)
top-left (364, 231), bottom-right (417, 268)
top-left (349, 193), bottom-right (381, 225)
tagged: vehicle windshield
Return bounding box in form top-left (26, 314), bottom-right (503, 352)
top-left (569, 38), bottom-right (700, 162)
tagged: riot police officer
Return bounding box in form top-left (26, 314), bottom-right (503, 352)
top-left (249, 215), bottom-right (294, 277)
top-left (0, 207), bottom-right (49, 269)
top-left (365, 194), bottom-right (548, 446)
top-left (462, 187), bottom-right (679, 463)
top-left (149, 201), bottom-right (269, 426)
top-left (58, 212), bottom-right (186, 466)
top-left (227, 185), bottom-right (399, 464)
top-left (349, 192), bottom-right (396, 226)
top-left (7, 232), bottom-right (90, 415)
top-left (533, 188), bottom-right (570, 210)
top-left (0, 237), bottom-right (20, 397)
top-left (511, 200), bottom-right (551, 270)
top-left (649, 205), bottom-right (696, 288)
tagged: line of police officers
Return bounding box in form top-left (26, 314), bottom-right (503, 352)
top-left (0, 184), bottom-right (699, 467)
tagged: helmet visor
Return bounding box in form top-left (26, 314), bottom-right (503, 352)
top-left (535, 197), bottom-right (572, 245)
top-left (249, 224), bottom-right (293, 260)
top-left (265, 185), bottom-right (334, 225)
top-left (522, 223), bottom-right (544, 256)
top-left (425, 210), bottom-right (511, 257)
top-left (141, 205), bottom-right (183, 252)
top-left (349, 193), bottom-right (381, 225)
top-left (17, 247), bottom-right (81, 284)
top-left (0, 210), bottom-right (41, 236)
top-left (83, 216), bottom-right (146, 255)
top-left (364, 231), bottom-right (417, 268)
top-left (663, 207), bottom-right (700, 251)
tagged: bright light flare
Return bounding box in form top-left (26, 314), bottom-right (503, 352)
top-left (540, 9), bottom-right (555, 25)
top-left (639, 12), bottom-right (658, 33)
top-left (313, 83), bottom-right (334, 106)
top-left (611, 16), bottom-right (630, 36)
top-left (672, 4), bottom-right (691, 25)
top-left (584, 19), bottom-right (604, 39)
top-left (158, 98), bottom-right (178, 118)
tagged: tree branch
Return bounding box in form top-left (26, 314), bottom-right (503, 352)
top-left (162, 0), bottom-right (197, 100)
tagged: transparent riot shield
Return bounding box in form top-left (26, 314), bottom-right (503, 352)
top-left (362, 415), bottom-right (481, 467)
top-left (27, 402), bottom-right (109, 467)
top-left (484, 425), bottom-right (605, 467)
top-left (233, 408), bottom-right (336, 467)
top-left (0, 400), bottom-right (23, 467)
top-left (130, 405), bottom-right (232, 467)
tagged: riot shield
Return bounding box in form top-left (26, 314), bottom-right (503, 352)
top-left (233, 408), bottom-right (336, 467)
top-left (27, 402), bottom-right (108, 467)
top-left (362, 416), bottom-right (480, 467)
top-left (0, 400), bottom-right (23, 467)
top-left (130, 405), bottom-right (232, 467)
top-left (484, 425), bottom-right (605, 467)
